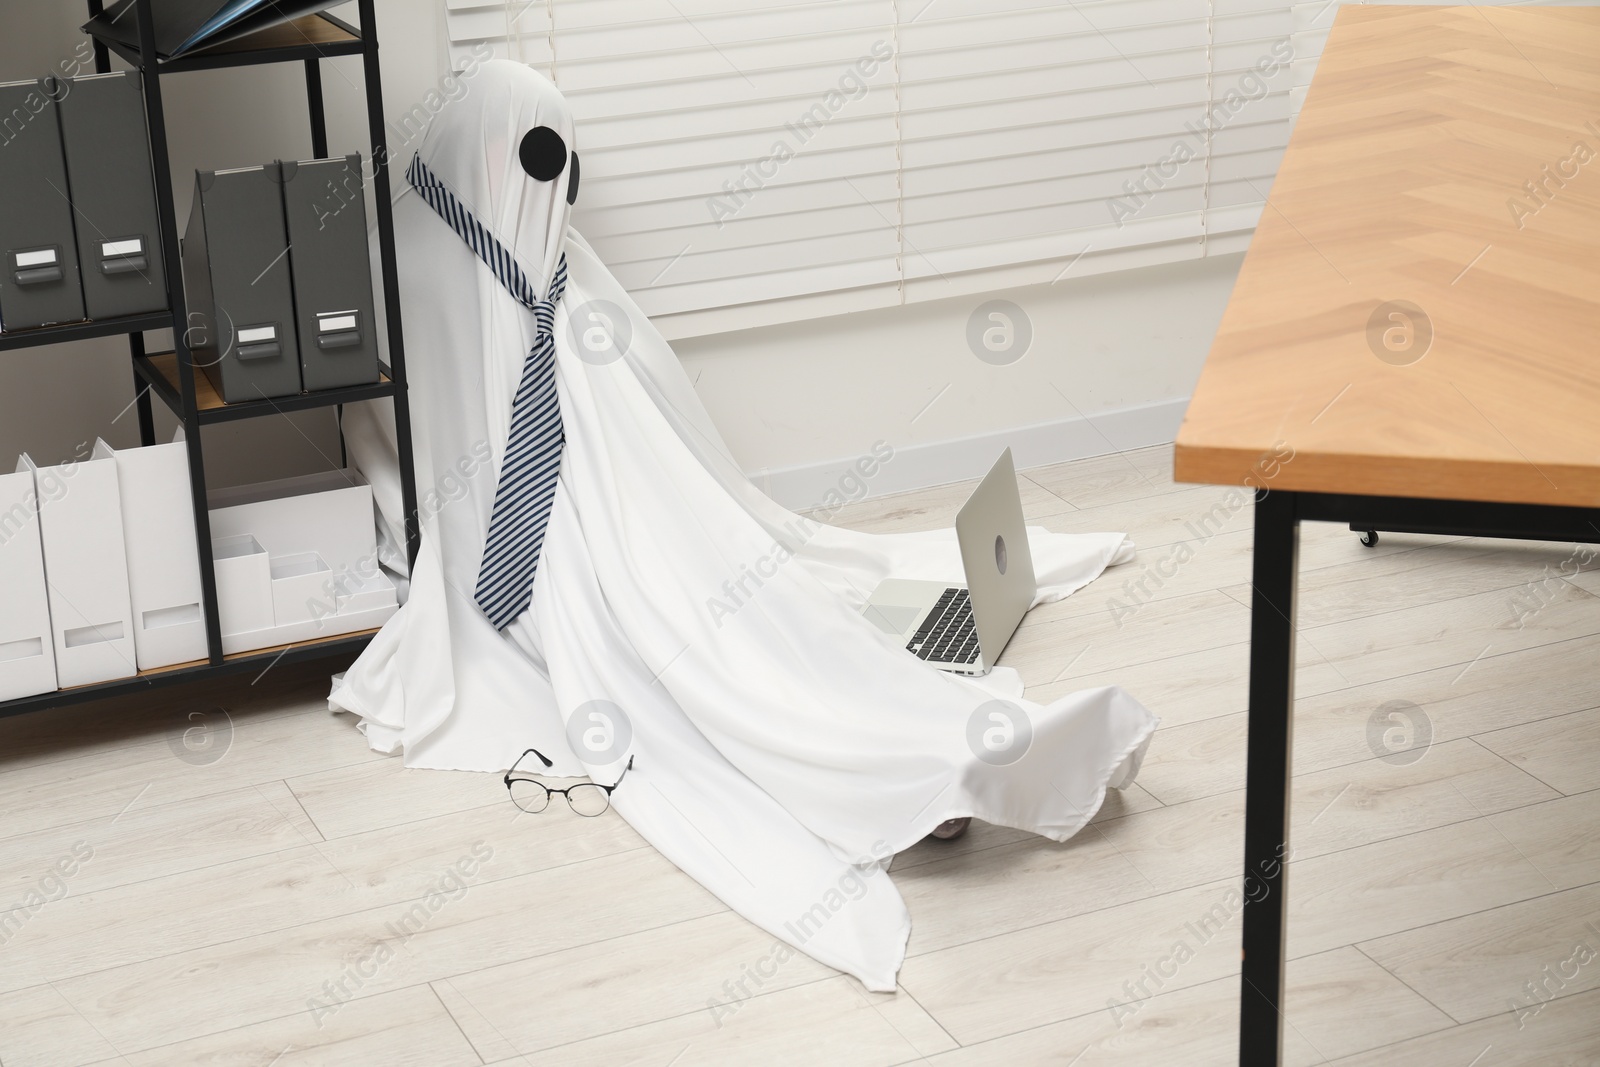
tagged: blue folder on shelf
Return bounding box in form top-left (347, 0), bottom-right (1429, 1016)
top-left (84, 0), bottom-right (339, 59)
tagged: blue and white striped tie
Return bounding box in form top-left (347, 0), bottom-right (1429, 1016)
top-left (407, 154), bottom-right (570, 630)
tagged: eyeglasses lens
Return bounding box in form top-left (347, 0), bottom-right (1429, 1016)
top-left (509, 780), bottom-right (551, 814)
top-left (567, 783), bottom-right (610, 817)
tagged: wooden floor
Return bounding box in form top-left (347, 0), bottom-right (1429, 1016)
top-left (3, 445), bottom-right (1598, 1065)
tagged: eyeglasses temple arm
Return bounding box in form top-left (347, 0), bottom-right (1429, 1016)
top-left (505, 747), bottom-right (555, 784)
top-left (607, 754), bottom-right (635, 792)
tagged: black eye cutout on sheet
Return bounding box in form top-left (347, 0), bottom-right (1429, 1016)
top-left (567, 151), bottom-right (580, 205)
top-left (519, 126), bottom-right (567, 182)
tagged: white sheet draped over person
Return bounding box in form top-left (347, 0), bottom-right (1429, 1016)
top-left (331, 61), bottom-right (1158, 992)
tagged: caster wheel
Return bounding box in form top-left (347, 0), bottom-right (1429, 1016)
top-left (1359, 529), bottom-right (1379, 548)
top-left (928, 817), bottom-right (971, 841)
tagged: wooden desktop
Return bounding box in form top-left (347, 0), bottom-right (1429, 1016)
top-left (1174, 6), bottom-right (1600, 1062)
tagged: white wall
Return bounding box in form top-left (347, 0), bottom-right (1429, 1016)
top-left (678, 253), bottom-right (1241, 507)
top-left (1, 1), bottom-right (1239, 502)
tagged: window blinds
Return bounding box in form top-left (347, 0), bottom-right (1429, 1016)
top-left (445, 0), bottom-right (1294, 339)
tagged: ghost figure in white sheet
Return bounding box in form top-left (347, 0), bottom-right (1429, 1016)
top-left (333, 61), bottom-right (1158, 992)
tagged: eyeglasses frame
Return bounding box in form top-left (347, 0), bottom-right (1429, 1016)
top-left (503, 747), bottom-right (634, 816)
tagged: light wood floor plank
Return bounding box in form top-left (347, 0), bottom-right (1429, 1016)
top-left (430, 977), bottom-right (530, 1064)
top-left (1100, 738), bottom-right (1557, 896)
top-left (1025, 639), bottom-right (1349, 730)
top-left (446, 910), bottom-right (839, 1054)
top-left (1359, 882), bottom-right (1600, 1024)
top-left (0, 984), bottom-right (122, 1067)
top-left (256, 778), bottom-right (325, 842)
top-left (1326, 985), bottom-right (1600, 1066)
top-left (1285, 819), bottom-right (1555, 961)
top-left (91, 984), bottom-right (482, 1067)
top-left (288, 753), bottom-right (514, 840)
top-left (1002, 589), bottom-right (1251, 680)
top-left (1042, 485), bottom-right (1246, 552)
top-left (1222, 537), bottom-right (1591, 631)
top-left (898, 879), bottom-right (1247, 1044)
top-left (895, 827), bottom-right (1157, 957)
top-left (1284, 634), bottom-right (1600, 772)
top-left (0, 781), bottom-right (312, 903)
top-left (49, 847), bottom-right (724, 1053)
top-left (1029, 527), bottom-right (1254, 629)
top-left (914, 945), bottom-right (1452, 1066)
top-left (0, 710), bottom-right (387, 844)
top-left (1022, 445), bottom-right (1175, 513)
top-left (1477, 706), bottom-right (1600, 796)
top-left (1137, 710), bottom-right (1558, 811)
top-left (1294, 584), bottom-right (1600, 694)
top-left (0, 804), bottom-right (649, 994)
top-left (0, 659), bottom-right (337, 777)
top-left (1488, 788), bottom-right (1600, 891)
top-left (502, 976), bottom-right (942, 1067)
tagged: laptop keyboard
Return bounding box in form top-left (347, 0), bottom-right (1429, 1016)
top-left (906, 588), bottom-right (981, 665)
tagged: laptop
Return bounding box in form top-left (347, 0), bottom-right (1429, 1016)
top-left (860, 448), bottom-right (1037, 676)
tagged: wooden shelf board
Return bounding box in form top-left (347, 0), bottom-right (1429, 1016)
top-left (11, 629), bottom-right (378, 716)
top-left (222, 627), bottom-right (380, 662)
top-left (144, 351), bottom-right (390, 414)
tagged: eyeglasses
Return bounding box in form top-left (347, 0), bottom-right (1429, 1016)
top-left (504, 747), bottom-right (633, 817)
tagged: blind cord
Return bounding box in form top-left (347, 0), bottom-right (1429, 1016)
top-left (889, 1), bottom-right (907, 304)
top-left (1202, 0), bottom-right (1214, 251)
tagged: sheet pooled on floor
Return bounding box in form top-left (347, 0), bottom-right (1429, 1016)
top-left (331, 61), bottom-right (1157, 992)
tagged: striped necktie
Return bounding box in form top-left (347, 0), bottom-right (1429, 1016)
top-left (407, 154), bottom-right (570, 630)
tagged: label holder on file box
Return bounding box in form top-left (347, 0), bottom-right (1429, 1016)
top-left (14, 246), bottom-right (64, 285)
top-left (316, 310), bottom-right (362, 350)
top-left (235, 324), bottom-right (282, 361)
top-left (99, 237), bottom-right (149, 275)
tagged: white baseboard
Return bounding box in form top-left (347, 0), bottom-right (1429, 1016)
top-left (750, 396), bottom-right (1189, 511)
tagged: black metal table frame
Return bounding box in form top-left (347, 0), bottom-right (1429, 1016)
top-left (1238, 487), bottom-right (1600, 1064)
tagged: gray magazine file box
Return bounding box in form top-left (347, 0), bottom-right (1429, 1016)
top-left (280, 155), bottom-right (380, 391)
top-left (56, 72), bottom-right (168, 320)
top-left (0, 78), bottom-right (86, 331)
top-left (183, 163), bottom-right (302, 402)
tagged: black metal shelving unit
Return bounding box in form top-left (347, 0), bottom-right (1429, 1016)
top-left (0, 0), bottom-right (420, 718)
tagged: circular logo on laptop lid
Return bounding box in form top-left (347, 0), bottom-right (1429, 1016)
top-left (995, 534), bottom-right (1007, 575)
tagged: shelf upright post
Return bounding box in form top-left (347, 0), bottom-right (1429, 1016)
top-left (357, 0), bottom-right (421, 568)
top-left (132, 0), bottom-right (225, 665)
top-left (85, 0), bottom-right (111, 74)
top-left (303, 58), bottom-right (328, 157)
top-left (130, 333), bottom-right (157, 447)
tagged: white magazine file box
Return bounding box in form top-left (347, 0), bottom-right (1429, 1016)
top-left (212, 534), bottom-right (274, 636)
top-left (0, 468), bottom-right (59, 701)
top-left (19, 442), bottom-right (138, 687)
top-left (111, 436), bottom-right (207, 670)
top-left (208, 469), bottom-right (397, 654)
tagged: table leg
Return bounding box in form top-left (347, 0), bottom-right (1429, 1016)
top-left (1239, 488), bottom-right (1299, 1065)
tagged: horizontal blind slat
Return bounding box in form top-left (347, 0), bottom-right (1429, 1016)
top-left (444, 0), bottom-right (1295, 334)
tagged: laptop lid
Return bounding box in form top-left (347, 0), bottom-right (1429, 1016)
top-left (955, 448), bottom-right (1037, 665)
